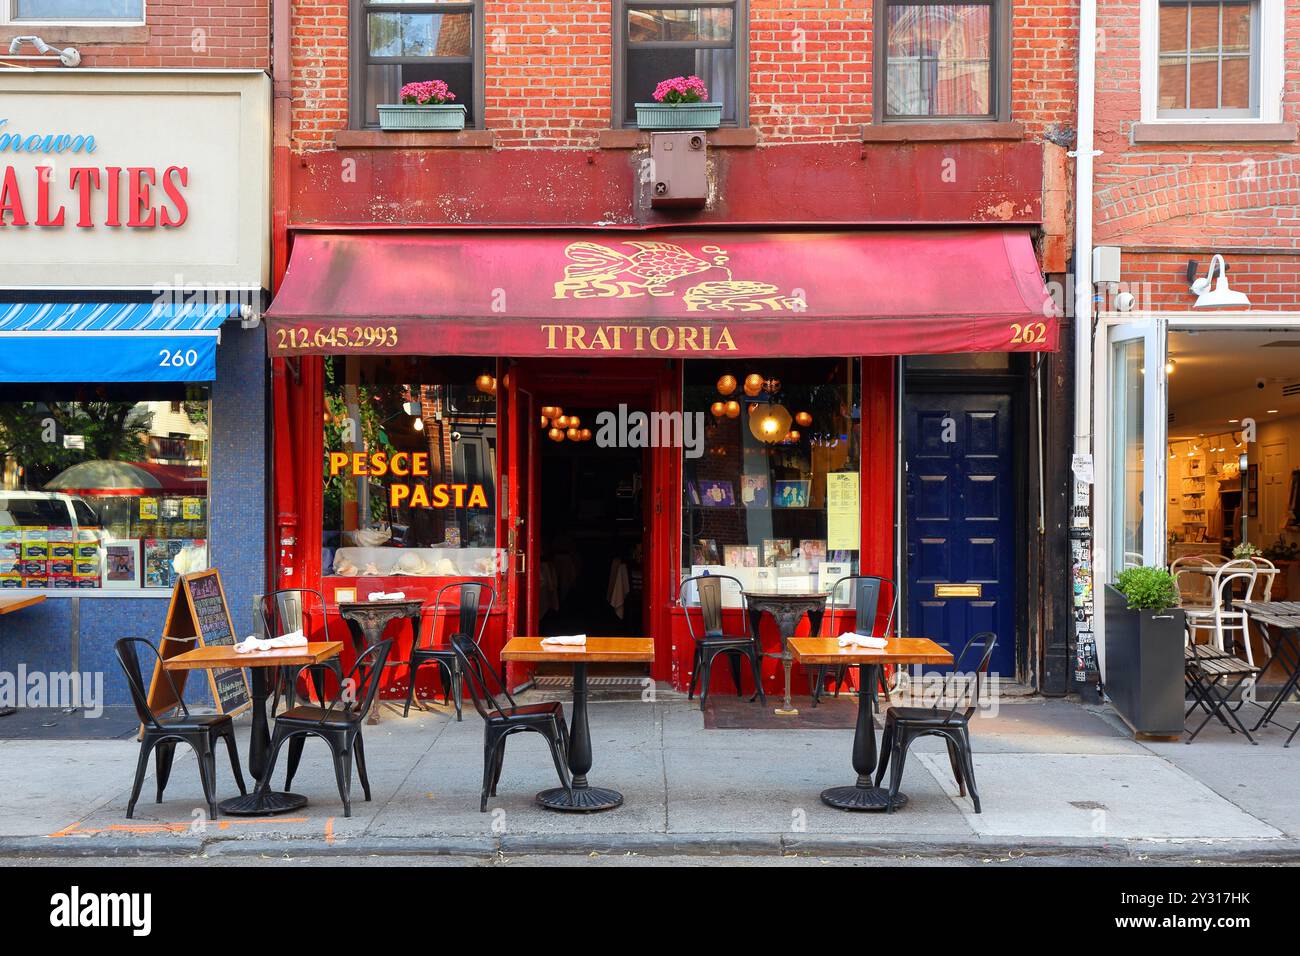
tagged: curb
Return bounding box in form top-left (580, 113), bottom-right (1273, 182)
top-left (6, 832), bottom-right (1300, 863)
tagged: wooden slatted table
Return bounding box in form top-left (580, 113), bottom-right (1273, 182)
top-left (1241, 601), bottom-right (1300, 745)
top-left (165, 641), bottom-right (344, 815)
top-left (501, 637), bottom-right (655, 811)
top-left (790, 636), bottom-right (953, 811)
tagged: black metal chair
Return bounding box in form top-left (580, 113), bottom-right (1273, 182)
top-left (814, 574), bottom-right (898, 706)
top-left (403, 581), bottom-right (495, 721)
top-left (1184, 641), bottom-right (1260, 744)
top-left (115, 637), bottom-right (247, 820)
top-left (678, 573), bottom-right (766, 712)
top-left (450, 633), bottom-right (572, 812)
top-left (255, 639), bottom-right (392, 817)
top-left (874, 632), bottom-right (997, 813)
top-left (260, 588), bottom-right (345, 714)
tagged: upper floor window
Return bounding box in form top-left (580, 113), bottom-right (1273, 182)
top-left (616, 1), bottom-right (746, 127)
top-left (6, 0), bottom-right (143, 21)
top-left (1140, 0), bottom-right (1283, 125)
top-left (1157, 0), bottom-right (1256, 117)
top-left (350, 0), bottom-right (481, 129)
top-left (877, 0), bottom-right (1005, 121)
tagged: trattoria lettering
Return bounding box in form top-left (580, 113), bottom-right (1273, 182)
top-left (0, 164), bottom-right (189, 228)
top-left (540, 324), bottom-right (737, 352)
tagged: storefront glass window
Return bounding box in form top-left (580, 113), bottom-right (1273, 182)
top-left (323, 355), bottom-right (501, 579)
top-left (682, 359), bottom-right (861, 594)
top-left (0, 384), bottom-right (211, 592)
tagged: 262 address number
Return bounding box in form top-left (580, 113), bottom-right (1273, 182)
top-left (1010, 322), bottom-right (1049, 345)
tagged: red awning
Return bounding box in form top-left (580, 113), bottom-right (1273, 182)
top-left (266, 229), bottom-right (1058, 358)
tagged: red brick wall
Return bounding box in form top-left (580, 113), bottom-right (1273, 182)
top-left (291, 0), bottom-right (1077, 151)
top-left (1094, 0), bottom-right (1300, 309)
top-left (0, 0), bottom-right (269, 69)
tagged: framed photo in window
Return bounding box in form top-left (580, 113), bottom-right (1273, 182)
top-left (103, 540), bottom-right (140, 590)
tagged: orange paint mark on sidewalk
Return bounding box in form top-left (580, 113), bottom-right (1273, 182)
top-left (48, 818), bottom-right (311, 838)
top-left (324, 817), bottom-right (336, 844)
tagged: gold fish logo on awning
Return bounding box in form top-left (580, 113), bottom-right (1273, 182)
top-left (553, 240), bottom-right (802, 312)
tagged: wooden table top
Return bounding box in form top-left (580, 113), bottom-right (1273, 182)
top-left (1242, 601), bottom-right (1300, 627)
top-left (0, 593), bottom-right (46, 615)
top-left (501, 636), bottom-right (656, 663)
top-left (789, 636), bottom-right (953, 666)
top-left (162, 641), bottom-right (344, 671)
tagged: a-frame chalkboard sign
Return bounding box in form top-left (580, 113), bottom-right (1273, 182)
top-left (145, 569), bottom-right (252, 721)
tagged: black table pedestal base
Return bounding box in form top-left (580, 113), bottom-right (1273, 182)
top-left (820, 785), bottom-right (907, 812)
top-left (535, 784), bottom-right (624, 812)
top-left (219, 790), bottom-right (308, 816)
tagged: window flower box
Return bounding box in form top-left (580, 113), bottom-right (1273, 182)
top-left (636, 75), bottom-right (721, 130)
top-left (635, 102), bottom-right (723, 130)
top-left (378, 80), bottom-right (464, 131)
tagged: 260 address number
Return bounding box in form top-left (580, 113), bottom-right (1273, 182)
top-left (274, 326), bottom-right (399, 350)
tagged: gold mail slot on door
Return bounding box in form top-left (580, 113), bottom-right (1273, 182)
top-left (934, 583), bottom-right (983, 598)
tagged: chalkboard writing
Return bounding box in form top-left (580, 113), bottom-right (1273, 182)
top-left (187, 571), bottom-right (235, 648)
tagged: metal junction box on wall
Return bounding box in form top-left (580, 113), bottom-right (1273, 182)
top-left (649, 132), bottom-right (708, 209)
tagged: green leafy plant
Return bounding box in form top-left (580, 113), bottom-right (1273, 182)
top-left (1233, 541), bottom-right (1262, 559)
top-left (1114, 566), bottom-right (1180, 612)
top-left (1262, 537), bottom-right (1299, 561)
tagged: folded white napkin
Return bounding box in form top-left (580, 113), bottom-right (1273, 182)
top-left (235, 630), bottom-right (307, 654)
top-left (368, 590), bottom-right (407, 602)
top-left (541, 634), bottom-right (587, 646)
top-left (837, 632), bottom-right (888, 649)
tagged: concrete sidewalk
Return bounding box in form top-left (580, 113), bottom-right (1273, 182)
top-left (2, 693), bottom-right (1299, 863)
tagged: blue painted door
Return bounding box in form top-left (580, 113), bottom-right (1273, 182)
top-left (905, 393), bottom-right (1016, 675)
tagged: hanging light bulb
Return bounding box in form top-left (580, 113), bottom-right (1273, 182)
top-left (710, 401), bottom-right (726, 418)
top-left (724, 400), bottom-right (741, 419)
top-left (717, 374), bottom-right (737, 396)
top-left (743, 373), bottom-right (764, 397)
top-left (413, 417), bottom-right (424, 432)
top-left (548, 427), bottom-right (564, 442)
top-left (748, 402), bottom-right (792, 443)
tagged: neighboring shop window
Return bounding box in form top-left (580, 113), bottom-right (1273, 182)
top-left (322, 355), bottom-right (501, 578)
top-left (0, 384), bottom-right (211, 593)
top-left (876, 0), bottom-right (1002, 121)
top-left (1156, 0), bottom-right (1256, 116)
top-left (682, 359), bottom-right (861, 594)
top-left (617, 1), bottom-right (745, 127)
top-left (352, 0), bottom-right (481, 129)
top-left (9, 0), bottom-right (143, 21)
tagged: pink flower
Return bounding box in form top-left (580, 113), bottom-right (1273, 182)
top-left (652, 75), bottom-right (709, 104)
top-left (399, 80), bottom-right (456, 106)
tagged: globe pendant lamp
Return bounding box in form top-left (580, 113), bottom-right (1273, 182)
top-left (749, 402), bottom-right (792, 444)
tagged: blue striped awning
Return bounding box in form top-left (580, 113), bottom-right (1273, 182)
top-left (0, 302), bottom-right (240, 382)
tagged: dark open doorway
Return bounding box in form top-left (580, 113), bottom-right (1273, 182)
top-left (538, 408), bottom-right (646, 639)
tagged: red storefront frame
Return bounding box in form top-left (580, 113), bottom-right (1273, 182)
top-left (273, 351), bottom-right (896, 699)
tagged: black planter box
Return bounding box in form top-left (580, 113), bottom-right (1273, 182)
top-left (1103, 585), bottom-right (1187, 737)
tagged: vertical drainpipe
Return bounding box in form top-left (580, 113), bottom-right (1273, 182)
top-left (1074, 0), bottom-right (1096, 460)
